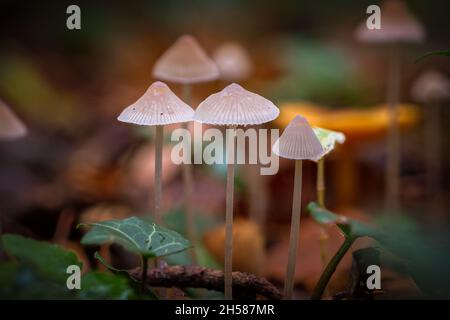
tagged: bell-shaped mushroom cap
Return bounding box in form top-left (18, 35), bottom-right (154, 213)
top-left (118, 81), bottom-right (194, 126)
top-left (194, 83), bottom-right (279, 126)
top-left (0, 99), bottom-right (27, 140)
top-left (312, 127), bottom-right (346, 161)
top-left (411, 70), bottom-right (450, 103)
top-left (212, 42), bottom-right (253, 82)
top-left (355, 0), bottom-right (425, 43)
top-left (152, 35), bottom-right (220, 84)
top-left (273, 115), bottom-right (324, 160)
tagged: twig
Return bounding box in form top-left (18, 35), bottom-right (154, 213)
top-left (129, 265), bottom-right (282, 300)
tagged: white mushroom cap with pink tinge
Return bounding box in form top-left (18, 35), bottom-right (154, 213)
top-left (213, 42), bottom-right (253, 82)
top-left (152, 35), bottom-right (220, 84)
top-left (118, 81), bottom-right (194, 126)
top-left (194, 83), bottom-right (279, 126)
top-left (355, 0), bottom-right (425, 43)
top-left (0, 99), bottom-right (27, 140)
top-left (411, 70), bottom-right (450, 103)
top-left (273, 115), bottom-right (324, 160)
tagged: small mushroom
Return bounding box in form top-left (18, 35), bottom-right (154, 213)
top-left (411, 70), bottom-right (450, 204)
top-left (0, 99), bottom-right (27, 141)
top-left (411, 70), bottom-right (450, 103)
top-left (153, 35), bottom-right (220, 85)
top-left (212, 42), bottom-right (253, 82)
top-left (153, 35), bottom-right (219, 254)
top-left (194, 83), bottom-right (279, 299)
top-left (355, 0), bottom-right (425, 43)
top-left (355, 0), bottom-right (425, 212)
top-left (272, 115), bottom-right (324, 299)
top-left (117, 81), bottom-right (194, 224)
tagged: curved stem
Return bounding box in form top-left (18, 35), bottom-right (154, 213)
top-left (283, 160), bottom-right (303, 299)
top-left (311, 236), bottom-right (356, 300)
top-left (224, 126), bottom-right (236, 299)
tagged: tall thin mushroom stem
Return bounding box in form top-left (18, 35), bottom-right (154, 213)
top-left (182, 84), bottom-right (196, 263)
top-left (283, 159), bottom-right (303, 299)
top-left (224, 126), bottom-right (236, 300)
top-left (154, 125), bottom-right (164, 225)
top-left (154, 125), bottom-right (166, 298)
top-left (386, 43), bottom-right (401, 213)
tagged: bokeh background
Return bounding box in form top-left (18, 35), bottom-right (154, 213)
top-left (1, 0), bottom-right (450, 299)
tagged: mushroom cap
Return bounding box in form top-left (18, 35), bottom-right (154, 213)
top-left (212, 42), bottom-right (253, 81)
top-left (272, 115), bottom-right (324, 160)
top-left (194, 83), bottom-right (279, 126)
top-left (312, 127), bottom-right (346, 161)
top-left (152, 35), bottom-right (220, 84)
top-left (0, 99), bottom-right (27, 140)
top-left (118, 81), bottom-right (194, 126)
top-left (411, 70), bottom-right (450, 103)
top-left (355, 0), bottom-right (425, 43)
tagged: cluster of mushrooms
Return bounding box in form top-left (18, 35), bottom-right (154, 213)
top-left (1, 0), bottom-right (449, 300)
top-left (115, 34), bottom-right (347, 299)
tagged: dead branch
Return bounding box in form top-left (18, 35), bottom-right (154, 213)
top-left (129, 265), bottom-right (282, 300)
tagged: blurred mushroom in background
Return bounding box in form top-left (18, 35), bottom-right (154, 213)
top-left (0, 99), bottom-right (27, 141)
top-left (355, 0), bottom-right (425, 213)
top-left (212, 42), bottom-right (253, 83)
top-left (411, 70), bottom-right (450, 217)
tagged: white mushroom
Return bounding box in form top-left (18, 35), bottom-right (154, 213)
top-left (118, 81), bottom-right (194, 224)
top-left (194, 83), bottom-right (279, 299)
top-left (272, 115), bottom-right (324, 299)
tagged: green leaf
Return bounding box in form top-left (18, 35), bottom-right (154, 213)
top-left (79, 216), bottom-right (191, 258)
top-left (2, 234), bottom-right (82, 283)
top-left (416, 50), bottom-right (450, 62)
top-left (313, 127), bottom-right (346, 160)
top-left (78, 272), bottom-right (137, 300)
top-left (307, 202), bottom-right (379, 239)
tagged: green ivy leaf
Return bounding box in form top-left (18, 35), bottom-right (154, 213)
top-left (307, 202), bottom-right (380, 239)
top-left (2, 234), bottom-right (82, 283)
top-left (79, 216), bottom-right (191, 258)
